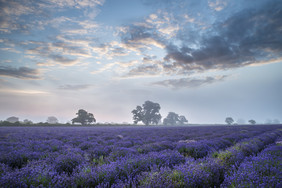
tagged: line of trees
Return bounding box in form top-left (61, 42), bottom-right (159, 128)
top-left (225, 117), bottom-right (259, 125)
top-left (130, 100), bottom-right (273, 126)
top-left (2, 116), bottom-right (58, 125)
top-left (1, 101), bottom-right (280, 126)
top-left (131, 100), bottom-right (188, 126)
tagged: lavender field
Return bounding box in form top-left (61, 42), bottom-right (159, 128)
top-left (0, 125), bottom-right (281, 187)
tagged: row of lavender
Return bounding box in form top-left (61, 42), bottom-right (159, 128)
top-left (137, 130), bottom-right (282, 188)
top-left (0, 125), bottom-right (281, 187)
top-left (222, 142), bottom-right (282, 187)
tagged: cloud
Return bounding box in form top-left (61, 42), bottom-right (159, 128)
top-left (92, 41), bottom-right (129, 59)
top-left (162, 0), bottom-right (282, 74)
top-left (23, 40), bottom-right (90, 65)
top-left (221, 1), bottom-right (282, 53)
top-left (58, 84), bottom-right (92, 90)
top-left (91, 60), bottom-right (139, 75)
top-left (120, 23), bottom-right (166, 52)
top-left (91, 62), bottom-right (118, 74)
top-left (125, 10), bottom-right (180, 43)
top-left (152, 75), bottom-right (227, 89)
top-left (124, 64), bottom-right (162, 78)
top-left (0, 88), bottom-right (48, 95)
top-left (142, 55), bottom-right (157, 63)
top-left (48, 0), bottom-right (104, 8)
top-left (163, 36), bottom-right (242, 74)
top-left (117, 0), bottom-right (282, 79)
top-left (208, 0), bottom-right (228, 11)
top-left (52, 40), bottom-right (91, 57)
top-left (50, 55), bottom-right (78, 65)
top-left (0, 0), bottom-right (36, 33)
top-left (0, 0), bottom-right (106, 69)
top-left (0, 66), bottom-right (41, 80)
top-left (0, 0), bottom-right (104, 33)
top-left (0, 47), bottom-right (21, 53)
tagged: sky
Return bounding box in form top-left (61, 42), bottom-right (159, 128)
top-left (0, 0), bottom-right (281, 124)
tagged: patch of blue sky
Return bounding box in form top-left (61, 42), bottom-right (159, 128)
top-left (96, 0), bottom-right (153, 25)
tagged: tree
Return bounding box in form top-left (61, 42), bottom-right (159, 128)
top-left (163, 112), bottom-right (179, 125)
top-left (47, 116), bottom-right (58, 124)
top-left (225, 117), bottom-right (234, 125)
top-left (132, 105), bottom-right (143, 124)
top-left (72, 109), bottom-right (96, 125)
top-left (163, 112), bottom-right (188, 125)
top-left (273, 119), bottom-right (280, 124)
top-left (6, 116), bottom-right (19, 123)
top-left (178, 115), bottom-right (188, 125)
top-left (23, 119), bottom-right (33, 124)
top-left (248, 119), bottom-right (256, 125)
top-left (132, 101), bottom-right (161, 125)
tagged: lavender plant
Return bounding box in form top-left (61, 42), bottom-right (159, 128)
top-left (0, 125), bottom-right (281, 187)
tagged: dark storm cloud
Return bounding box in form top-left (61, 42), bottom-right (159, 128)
top-left (0, 66), bottom-right (41, 79)
top-left (152, 75), bottom-right (227, 89)
top-left (58, 84), bottom-right (91, 90)
top-left (164, 0), bottom-right (282, 73)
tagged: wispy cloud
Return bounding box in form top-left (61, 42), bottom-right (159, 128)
top-left (208, 0), bottom-right (228, 11)
top-left (0, 66), bottom-right (41, 80)
top-left (91, 60), bottom-right (139, 75)
top-left (124, 64), bottom-right (162, 78)
top-left (91, 62), bottom-right (119, 74)
top-left (0, 89), bottom-right (48, 95)
top-left (45, 0), bottom-right (104, 8)
top-left (23, 40), bottom-right (90, 66)
top-left (0, 2), bottom-right (111, 81)
top-left (92, 41), bottom-right (129, 60)
top-left (0, 0), bottom-right (39, 33)
top-left (152, 75), bottom-right (228, 89)
top-left (58, 84), bottom-right (92, 90)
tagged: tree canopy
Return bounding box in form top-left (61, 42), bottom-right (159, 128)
top-left (47, 116), bottom-right (58, 124)
top-left (225, 117), bottom-right (234, 125)
top-left (6, 116), bottom-right (19, 123)
top-left (132, 101), bottom-right (161, 125)
top-left (248, 119), bottom-right (256, 125)
top-left (72, 109), bottom-right (96, 125)
top-left (163, 112), bottom-right (188, 125)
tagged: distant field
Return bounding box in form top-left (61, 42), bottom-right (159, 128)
top-left (0, 125), bottom-right (281, 187)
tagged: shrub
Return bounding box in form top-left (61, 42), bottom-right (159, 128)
top-left (54, 154), bottom-right (83, 175)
